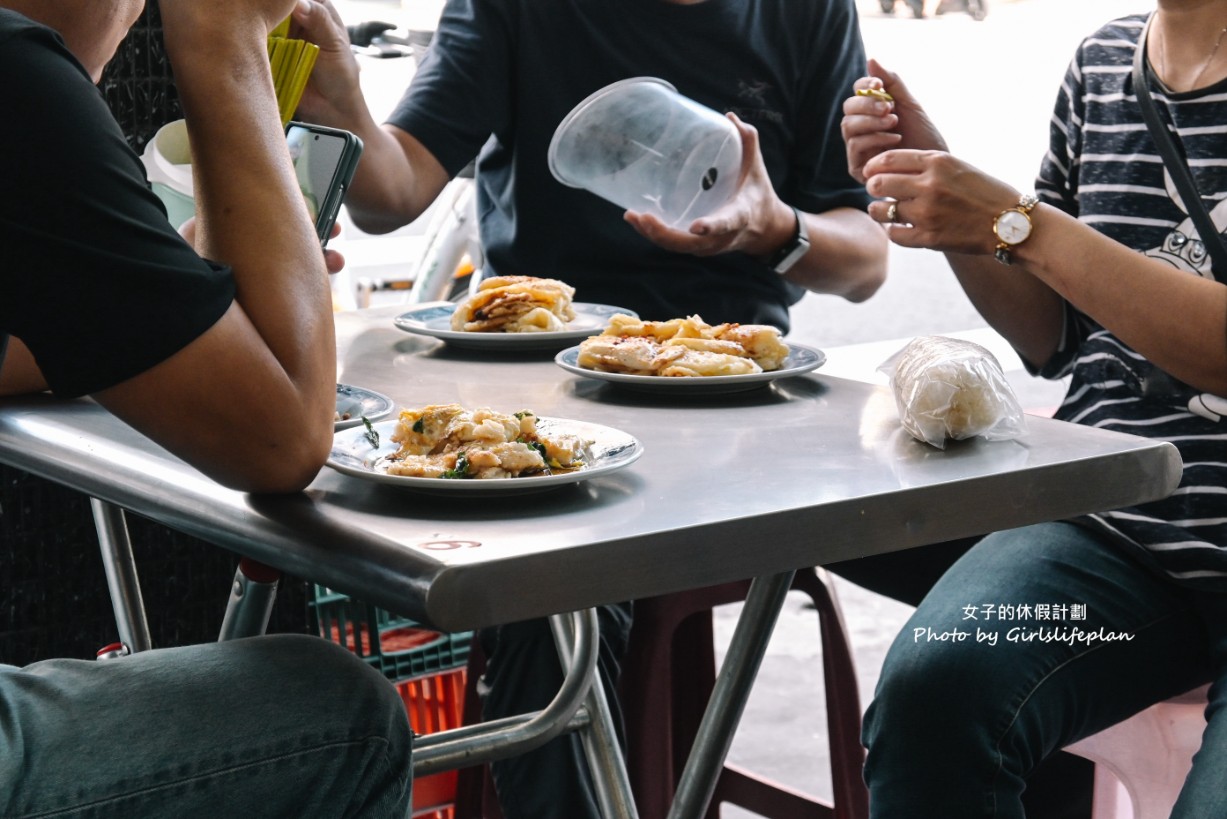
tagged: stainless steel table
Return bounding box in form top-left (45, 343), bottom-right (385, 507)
top-left (0, 307), bottom-right (1182, 818)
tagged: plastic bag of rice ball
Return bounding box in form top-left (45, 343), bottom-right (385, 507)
top-left (879, 335), bottom-right (1027, 449)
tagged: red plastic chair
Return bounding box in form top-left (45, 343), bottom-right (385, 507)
top-left (618, 567), bottom-right (869, 819)
top-left (453, 566), bottom-right (868, 819)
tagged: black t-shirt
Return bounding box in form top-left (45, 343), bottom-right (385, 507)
top-left (389, 0), bottom-right (871, 331)
top-left (0, 11), bottom-right (235, 398)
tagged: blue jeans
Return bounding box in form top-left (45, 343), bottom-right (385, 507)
top-left (862, 521), bottom-right (1227, 818)
top-left (1, 634), bottom-right (413, 818)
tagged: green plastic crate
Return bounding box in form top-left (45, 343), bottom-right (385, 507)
top-left (309, 585), bottom-right (472, 681)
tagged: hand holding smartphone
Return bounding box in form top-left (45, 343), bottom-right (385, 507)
top-left (285, 121), bottom-right (363, 246)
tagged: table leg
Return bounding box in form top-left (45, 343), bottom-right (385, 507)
top-left (550, 612), bottom-right (641, 819)
top-left (90, 498), bottom-right (153, 653)
top-left (218, 558), bottom-right (281, 641)
top-left (412, 607), bottom-right (598, 777)
top-left (666, 570), bottom-right (796, 819)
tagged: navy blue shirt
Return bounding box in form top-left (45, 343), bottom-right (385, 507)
top-left (389, 0), bottom-right (871, 331)
top-left (1035, 15), bottom-right (1227, 589)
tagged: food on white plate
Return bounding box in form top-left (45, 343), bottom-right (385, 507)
top-left (385, 404), bottom-right (588, 479)
top-left (577, 314), bottom-right (789, 376)
top-left (450, 276), bottom-right (576, 333)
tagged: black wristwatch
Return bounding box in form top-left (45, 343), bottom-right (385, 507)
top-left (768, 206), bottom-right (810, 275)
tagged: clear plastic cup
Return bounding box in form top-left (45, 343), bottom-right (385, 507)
top-left (548, 78), bottom-right (742, 226)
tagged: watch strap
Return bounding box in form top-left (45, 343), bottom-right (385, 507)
top-left (769, 207), bottom-right (810, 275)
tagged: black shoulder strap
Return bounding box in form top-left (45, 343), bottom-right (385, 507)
top-left (1133, 12), bottom-right (1227, 281)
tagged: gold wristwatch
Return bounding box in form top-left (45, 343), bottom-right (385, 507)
top-left (993, 194), bottom-right (1039, 265)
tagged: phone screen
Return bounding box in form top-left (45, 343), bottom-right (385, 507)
top-left (286, 123), bottom-right (352, 243)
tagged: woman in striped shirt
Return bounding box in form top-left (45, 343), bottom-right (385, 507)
top-left (842, 2), bottom-right (1227, 815)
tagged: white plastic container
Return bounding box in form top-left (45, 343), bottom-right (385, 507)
top-left (141, 119), bottom-right (195, 230)
top-left (548, 78), bottom-right (741, 226)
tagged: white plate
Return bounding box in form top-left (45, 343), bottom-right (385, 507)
top-left (327, 417), bottom-right (644, 495)
top-left (393, 301), bottom-right (637, 351)
top-left (335, 383), bottom-right (395, 430)
top-left (554, 342), bottom-right (827, 395)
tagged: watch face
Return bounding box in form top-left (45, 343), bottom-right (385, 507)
top-left (995, 209), bottom-right (1033, 245)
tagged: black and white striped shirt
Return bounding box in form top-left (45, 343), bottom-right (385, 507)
top-left (1036, 14), bottom-right (1227, 588)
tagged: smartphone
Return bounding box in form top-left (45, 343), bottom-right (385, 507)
top-left (285, 121), bottom-right (364, 246)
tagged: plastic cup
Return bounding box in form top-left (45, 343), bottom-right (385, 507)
top-left (141, 119), bottom-right (195, 230)
top-left (548, 78), bottom-right (742, 226)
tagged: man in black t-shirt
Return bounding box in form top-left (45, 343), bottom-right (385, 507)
top-left (294, 0), bottom-right (886, 331)
top-left (0, 1), bottom-right (411, 814)
top-left (291, 1), bottom-right (887, 816)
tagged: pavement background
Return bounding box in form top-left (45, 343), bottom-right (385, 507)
top-left (322, 0), bottom-right (1145, 812)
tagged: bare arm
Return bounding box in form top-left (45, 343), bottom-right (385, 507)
top-left (841, 62), bottom-right (1227, 390)
top-left (1015, 204), bottom-right (1227, 393)
top-left (860, 149), bottom-right (1067, 366)
top-left (842, 62), bottom-right (1066, 367)
top-left (0, 338), bottom-right (48, 395)
top-left (781, 206), bottom-right (887, 303)
top-left (290, 0), bottom-right (450, 233)
top-left (84, 0), bottom-right (341, 493)
top-left (862, 149), bottom-right (1227, 394)
top-left (939, 252), bottom-right (1065, 370)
